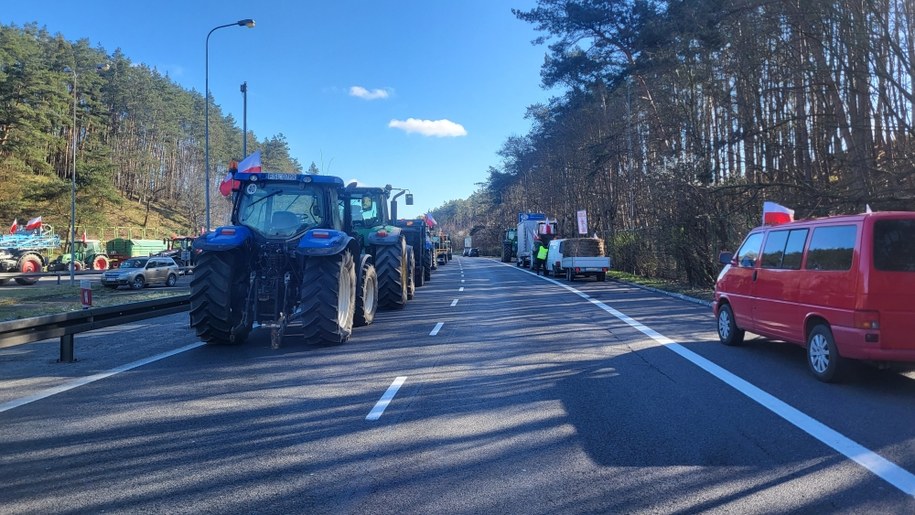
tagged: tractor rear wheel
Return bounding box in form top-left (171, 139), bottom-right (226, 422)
top-left (92, 255), bottom-right (110, 270)
top-left (422, 248), bottom-right (432, 281)
top-left (300, 250), bottom-right (356, 344)
top-left (14, 254), bottom-right (42, 285)
top-left (354, 260), bottom-right (378, 327)
top-left (406, 245), bottom-right (416, 300)
top-left (375, 239), bottom-right (408, 309)
top-left (414, 249), bottom-right (425, 288)
top-left (190, 250), bottom-right (252, 345)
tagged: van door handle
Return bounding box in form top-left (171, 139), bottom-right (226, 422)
top-left (752, 270), bottom-right (758, 281)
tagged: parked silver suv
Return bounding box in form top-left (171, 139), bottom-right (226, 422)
top-left (101, 256), bottom-right (180, 290)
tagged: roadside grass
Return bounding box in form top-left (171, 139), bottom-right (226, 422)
top-left (0, 283), bottom-right (187, 321)
top-left (607, 270), bottom-right (715, 303)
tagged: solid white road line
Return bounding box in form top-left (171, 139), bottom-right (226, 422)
top-left (451, 299), bottom-right (459, 307)
top-left (366, 376), bottom-right (407, 421)
top-left (510, 265), bottom-right (915, 498)
top-left (0, 342), bottom-right (206, 413)
top-left (430, 322), bottom-right (444, 336)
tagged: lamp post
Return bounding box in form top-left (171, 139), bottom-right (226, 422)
top-left (240, 81), bottom-right (248, 157)
top-left (205, 18), bottom-right (255, 232)
top-left (66, 63), bottom-right (110, 286)
top-left (69, 68), bottom-right (77, 286)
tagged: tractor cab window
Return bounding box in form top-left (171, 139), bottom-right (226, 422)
top-left (349, 196), bottom-right (382, 227)
top-left (237, 183), bottom-right (325, 238)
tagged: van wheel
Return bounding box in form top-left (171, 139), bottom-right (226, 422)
top-left (717, 304), bottom-right (745, 346)
top-left (807, 324), bottom-right (846, 383)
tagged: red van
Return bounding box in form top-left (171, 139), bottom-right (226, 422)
top-left (713, 212), bottom-right (915, 382)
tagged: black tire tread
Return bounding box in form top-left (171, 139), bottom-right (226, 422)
top-left (300, 251), bottom-right (356, 343)
top-left (375, 240), bottom-right (407, 309)
top-left (189, 251), bottom-right (251, 345)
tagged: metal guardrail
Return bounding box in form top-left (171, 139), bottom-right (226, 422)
top-left (0, 295), bottom-right (190, 362)
top-left (0, 266), bottom-right (194, 284)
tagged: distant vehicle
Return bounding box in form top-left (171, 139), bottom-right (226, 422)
top-left (100, 256), bottom-right (179, 290)
top-left (468, 248), bottom-right (480, 257)
top-left (547, 238), bottom-right (610, 281)
top-left (516, 213), bottom-right (558, 268)
top-left (713, 211), bottom-right (915, 382)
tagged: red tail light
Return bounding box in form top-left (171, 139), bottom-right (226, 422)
top-left (312, 230), bottom-right (331, 239)
top-left (219, 228), bottom-right (236, 236)
top-left (376, 229), bottom-right (388, 238)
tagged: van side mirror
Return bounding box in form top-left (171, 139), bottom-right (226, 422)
top-left (406, 193), bottom-right (413, 205)
top-left (718, 251), bottom-right (734, 265)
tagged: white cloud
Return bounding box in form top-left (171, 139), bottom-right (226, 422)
top-left (388, 118), bottom-right (467, 138)
top-left (349, 86), bottom-right (390, 100)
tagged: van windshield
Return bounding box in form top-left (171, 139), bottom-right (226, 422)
top-left (873, 220), bottom-right (915, 272)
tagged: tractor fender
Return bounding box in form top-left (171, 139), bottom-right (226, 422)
top-left (366, 226), bottom-right (403, 246)
top-left (195, 226), bottom-right (253, 251)
top-left (295, 229), bottom-right (352, 257)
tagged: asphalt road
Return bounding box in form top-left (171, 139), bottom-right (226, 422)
top-left (1, 257), bottom-right (914, 514)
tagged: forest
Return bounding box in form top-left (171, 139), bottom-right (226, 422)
top-left (0, 22), bottom-right (305, 236)
top-left (3, 0), bottom-right (914, 289)
top-left (430, 0), bottom-right (915, 287)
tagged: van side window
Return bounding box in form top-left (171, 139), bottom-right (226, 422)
top-left (735, 232), bottom-right (764, 268)
top-left (761, 231), bottom-right (788, 269)
top-left (874, 220), bottom-right (915, 272)
top-left (781, 229), bottom-right (808, 269)
top-left (806, 225), bottom-right (856, 271)
top-left (761, 229), bottom-right (808, 269)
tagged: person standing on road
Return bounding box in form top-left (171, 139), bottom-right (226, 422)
top-left (534, 239), bottom-right (549, 275)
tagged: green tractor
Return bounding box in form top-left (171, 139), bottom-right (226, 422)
top-left (501, 228), bottom-right (517, 263)
top-left (48, 240), bottom-right (112, 271)
top-left (343, 184), bottom-right (414, 309)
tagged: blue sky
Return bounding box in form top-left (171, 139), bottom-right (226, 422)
top-left (2, 1), bottom-right (553, 219)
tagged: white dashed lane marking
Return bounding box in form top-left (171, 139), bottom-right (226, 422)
top-left (366, 376), bottom-right (407, 421)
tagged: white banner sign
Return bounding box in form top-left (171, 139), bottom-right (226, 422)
top-left (577, 210), bottom-right (588, 235)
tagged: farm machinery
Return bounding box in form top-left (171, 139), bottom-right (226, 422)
top-left (343, 184), bottom-right (415, 308)
top-left (47, 239), bottom-right (112, 271)
top-left (190, 171), bottom-right (377, 348)
top-left (0, 227), bottom-right (60, 285)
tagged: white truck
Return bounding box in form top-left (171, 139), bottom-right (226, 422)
top-left (516, 213), bottom-right (558, 268)
top-left (547, 237), bottom-right (611, 281)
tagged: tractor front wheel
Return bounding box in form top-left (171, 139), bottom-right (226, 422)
top-left (300, 250), bottom-right (356, 344)
top-left (190, 250), bottom-right (252, 345)
top-left (354, 260), bottom-right (378, 327)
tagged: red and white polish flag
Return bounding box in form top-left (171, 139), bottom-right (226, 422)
top-left (24, 216), bottom-right (42, 231)
top-left (763, 201), bottom-right (794, 225)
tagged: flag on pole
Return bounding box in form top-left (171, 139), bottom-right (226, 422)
top-left (424, 213), bottom-right (437, 228)
top-left (24, 216), bottom-right (42, 231)
top-left (219, 151), bottom-right (262, 196)
top-left (9, 219), bottom-right (18, 234)
top-left (762, 201), bottom-right (794, 225)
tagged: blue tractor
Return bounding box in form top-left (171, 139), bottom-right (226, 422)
top-left (189, 172), bottom-right (378, 348)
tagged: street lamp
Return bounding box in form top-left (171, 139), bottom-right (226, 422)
top-left (68, 67), bottom-right (77, 286)
top-left (65, 63), bottom-right (109, 285)
top-left (240, 81), bottom-right (248, 157)
top-left (205, 18), bottom-right (255, 232)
